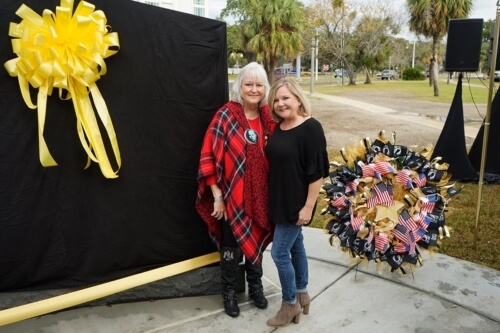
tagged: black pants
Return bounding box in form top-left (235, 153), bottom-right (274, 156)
top-left (221, 220), bottom-right (238, 247)
top-left (220, 219), bottom-right (263, 292)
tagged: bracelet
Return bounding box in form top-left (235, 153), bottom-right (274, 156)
top-left (214, 196), bottom-right (223, 202)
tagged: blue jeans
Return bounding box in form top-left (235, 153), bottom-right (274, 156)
top-left (270, 224), bottom-right (308, 304)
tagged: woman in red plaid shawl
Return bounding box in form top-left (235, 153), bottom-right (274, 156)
top-left (196, 62), bottom-right (276, 318)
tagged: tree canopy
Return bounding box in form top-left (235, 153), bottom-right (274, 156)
top-left (220, 0), bottom-right (488, 93)
top-left (306, 0), bottom-right (400, 84)
top-left (221, 0), bottom-right (305, 82)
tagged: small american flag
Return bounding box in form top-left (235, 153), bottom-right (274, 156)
top-left (375, 232), bottom-right (389, 252)
top-left (366, 227), bottom-right (374, 244)
top-left (395, 169), bottom-right (413, 189)
top-left (350, 215), bottom-right (365, 231)
top-left (394, 242), bottom-right (408, 253)
top-left (332, 195), bottom-right (349, 208)
top-left (393, 224), bottom-right (416, 254)
top-left (374, 161), bottom-right (396, 177)
top-left (372, 182), bottom-right (394, 206)
top-left (398, 209), bottom-right (418, 231)
top-left (366, 193), bottom-right (377, 208)
top-left (362, 164), bottom-right (375, 177)
top-left (346, 180), bottom-right (359, 193)
top-left (393, 224), bottom-right (411, 245)
top-left (413, 212), bottom-right (429, 230)
top-left (420, 200), bottom-right (435, 213)
top-left (412, 173), bottom-right (427, 187)
top-left (412, 227), bottom-right (427, 242)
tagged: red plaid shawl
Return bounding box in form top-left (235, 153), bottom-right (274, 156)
top-left (196, 101), bottom-right (275, 264)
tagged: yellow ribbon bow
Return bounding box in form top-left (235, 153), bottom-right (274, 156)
top-left (4, 0), bottom-right (121, 178)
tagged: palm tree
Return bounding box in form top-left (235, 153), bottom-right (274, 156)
top-left (243, 0), bottom-right (305, 82)
top-left (406, 0), bottom-right (473, 96)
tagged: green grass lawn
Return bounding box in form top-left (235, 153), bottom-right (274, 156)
top-left (232, 72), bottom-right (494, 104)
top-left (313, 78), bottom-right (492, 104)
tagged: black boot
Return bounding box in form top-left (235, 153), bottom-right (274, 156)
top-left (245, 260), bottom-right (268, 309)
top-left (220, 246), bottom-right (241, 317)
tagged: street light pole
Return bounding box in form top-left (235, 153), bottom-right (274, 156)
top-left (310, 38), bottom-right (315, 96)
top-left (296, 54), bottom-right (301, 80)
top-left (412, 41), bottom-right (416, 68)
top-left (315, 31), bottom-right (319, 81)
top-left (341, 18), bottom-right (344, 85)
top-left (234, 53), bottom-right (242, 68)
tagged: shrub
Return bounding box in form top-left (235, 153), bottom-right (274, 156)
top-left (402, 67), bottom-right (425, 81)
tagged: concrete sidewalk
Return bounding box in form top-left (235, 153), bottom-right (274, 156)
top-left (2, 227), bottom-right (499, 333)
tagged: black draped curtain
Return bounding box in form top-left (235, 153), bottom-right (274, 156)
top-left (432, 74), bottom-right (478, 181)
top-left (0, 0), bottom-right (227, 290)
top-left (468, 88), bottom-right (500, 183)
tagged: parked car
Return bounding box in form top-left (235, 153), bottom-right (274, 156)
top-left (334, 68), bottom-right (349, 78)
top-left (494, 71), bottom-right (500, 82)
top-left (380, 69), bottom-right (397, 80)
top-left (274, 68), bottom-right (286, 81)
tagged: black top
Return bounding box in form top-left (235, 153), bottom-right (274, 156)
top-left (265, 118), bottom-right (329, 225)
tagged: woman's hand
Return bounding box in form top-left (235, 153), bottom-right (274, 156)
top-left (209, 186), bottom-right (226, 220)
top-left (211, 199), bottom-right (226, 220)
top-left (296, 206), bottom-right (313, 226)
top-left (297, 179), bottom-right (323, 226)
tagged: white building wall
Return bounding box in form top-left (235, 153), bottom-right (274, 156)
top-left (132, 0), bottom-right (209, 18)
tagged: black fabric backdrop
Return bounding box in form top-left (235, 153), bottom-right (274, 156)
top-left (431, 74), bottom-right (478, 181)
top-left (0, 0), bottom-right (227, 291)
top-left (468, 88), bottom-right (500, 182)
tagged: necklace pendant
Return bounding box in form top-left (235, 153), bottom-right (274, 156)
top-left (244, 129), bottom-right (258, 144)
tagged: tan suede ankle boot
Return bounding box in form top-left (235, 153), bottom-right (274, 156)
top-left (266, 302), bottom-right (301, 328)
top-left (297, 292), bottom-right (311, 314)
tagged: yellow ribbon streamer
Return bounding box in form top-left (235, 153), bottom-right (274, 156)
top-left (4, 0), bottom-right (121, 178)
top-left (0, 252), bottom-right (220, 326)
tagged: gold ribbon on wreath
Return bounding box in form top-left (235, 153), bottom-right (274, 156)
top-left (4, 0), bottom-right (121, 178)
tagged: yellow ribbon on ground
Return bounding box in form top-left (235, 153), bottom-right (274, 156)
top-left (3, 0), bottom-right (121, 178)
top-left (0, 252), bottom-right (219, 326)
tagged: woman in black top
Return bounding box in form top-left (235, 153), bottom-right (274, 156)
top-left (265, 77), bottom-right (329, 327)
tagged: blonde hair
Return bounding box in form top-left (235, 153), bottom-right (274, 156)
top-left (231, 62), bottom-right (270, 108)
top-left (267, 77), bottom-right (312, 122)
